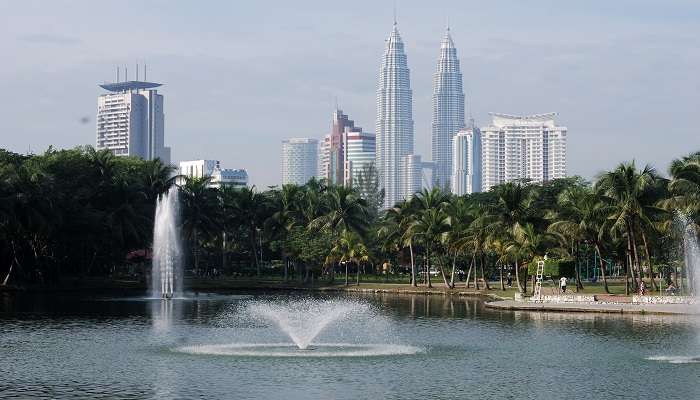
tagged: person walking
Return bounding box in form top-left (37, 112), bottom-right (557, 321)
top-left (560, 276), bottom-right (568, 293)
top-left (506, 272), bottom-right (513, 288)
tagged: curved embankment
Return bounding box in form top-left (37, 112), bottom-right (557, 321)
top-left (485, 300), bottom-right (699, 316)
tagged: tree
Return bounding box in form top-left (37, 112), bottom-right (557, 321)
top-left (326, 230), bottom-right (370, 286)
top-left (488, 182), bottom-right (539, 294)
top-left (180, 176), bottom-right (221, 275)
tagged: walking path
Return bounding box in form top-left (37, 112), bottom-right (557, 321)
top-left (485, 300), bottom-right (700, 315)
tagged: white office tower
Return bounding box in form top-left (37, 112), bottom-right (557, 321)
top-left (401, 154), bottom-right (423, 200)
top-left (178, 159), bottom-right (248, 188)
top-left (451, 127), bottom-right (481, 195)
top-left (431, 26), bottom-right (465, 190)
top-left (480, 113), bottom-right (567, 190)
top-left (376, 22), bottom-right (414, 208)
top-left (343, 130), bottom-right (376, 189)
top-left (96, 79), bottom-right (170, 164)
top-left (282, 138), bottom-right (319, 185)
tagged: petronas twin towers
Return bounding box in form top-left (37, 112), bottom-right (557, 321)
top-left (376, 22), bottom-right (465, 208)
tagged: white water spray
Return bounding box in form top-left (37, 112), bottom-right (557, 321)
top-left (152, 186), bottom-right (182, 299)
top-left (677, 212), bottom-right (700, 296)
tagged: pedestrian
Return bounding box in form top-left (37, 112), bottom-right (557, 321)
top-left (506, 272), bottom-right (513, 288)
top-left (560, 276), bottom-right (568, 293)
top-left (639, 280), bottom-right (646, 296)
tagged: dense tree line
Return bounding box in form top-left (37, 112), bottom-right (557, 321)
top-left (1, 146), bottom-right (698, 294)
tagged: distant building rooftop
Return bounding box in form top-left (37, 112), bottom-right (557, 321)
top-left (99, 81), bottom-right (162, 92)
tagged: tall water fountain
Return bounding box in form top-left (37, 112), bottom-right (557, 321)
top-left (152, 186), bottom-right (182, 299)
top-left (678, 212), bottom-right (700, 295)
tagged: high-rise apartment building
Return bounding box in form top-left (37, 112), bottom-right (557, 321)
top-left (282, 138), bottom-right (319, 185)
top-left (96, 78), bottom-right (170, 164)
top-left (451, 126), bottom-right (481, 196)
top-left (376, 22), bottom-right (414, 208)
top-left (480, 113), bottom-right (567, 190)
top-left (431, 27), bottom-right (465, 190)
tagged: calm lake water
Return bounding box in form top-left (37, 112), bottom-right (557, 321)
top-left (2, 291), bottom-right (700, 400)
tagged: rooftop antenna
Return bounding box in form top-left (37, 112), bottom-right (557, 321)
top-left (393, 0), bottom-right (397, 25)
top-left (117, 66), bottom-right (120, 83)
top-left (447, 15), bottom-right (450, 31)
top-left (136, 63), bottom-right (139, 81)
top-left (144, 64), bottom-right (147, 81)
top-left (125, 66), bottom-right (128, 82)
top-left (334, 95), bottom-right (339, 111)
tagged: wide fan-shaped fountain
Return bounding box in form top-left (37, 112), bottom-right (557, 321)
top-left (175, 298), bottom-right (421, 357)
top-left (152, 186), bottom-right (182, 299)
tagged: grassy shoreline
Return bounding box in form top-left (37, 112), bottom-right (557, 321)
top-left (1, 276), bottom-right (649, 301)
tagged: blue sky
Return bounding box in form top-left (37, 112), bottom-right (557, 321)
top-left (1, 0), bottom-right (698, 187)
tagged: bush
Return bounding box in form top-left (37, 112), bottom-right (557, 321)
top-left (527, 258), bottom-right (575, 277)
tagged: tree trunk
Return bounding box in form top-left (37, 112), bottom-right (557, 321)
top-left (627, 221), bottom-right (643, 287)
top-left (426, 248), bottom-right (432, 288)
top-left (626, 233), bottom-right (638, 292)
top-left (473, 253), bottom-right (479, 290)
top-left (499, 263), bottom-right (505, 291)
top-left (449, 253), bottom-right (457, 289)
top-left (193, 228), bottom-right (200, 274)
top-left (625, 248), bottom-right (632, 295)
top-left (514, 257), bottom-right (525, 294)
top-left (574, 241), bottom-right (584, 291)
top-left (283, 256), bottom-right (289, 283)
top-left (344, 262), bottom-right (349, 286)
top-left (480, 253), bottom-right (490, 290)
top-left (356, 262), bottom-right (360, 286)
top-left (439, 260), bottom-right (451, 289)
top-left (465, 258), bottom-right (473, 289)
top-left (594, 243), bottom-right (610, 294)
top-left (2, 262), bottom-right (13, 286)
top-left (409, 242), bottom-right (417, 287)
top-left (641, 231), bottom-right (657, 291)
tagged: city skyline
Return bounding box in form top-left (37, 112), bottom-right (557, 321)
top-left (2, 1), bottom-right (699, 187)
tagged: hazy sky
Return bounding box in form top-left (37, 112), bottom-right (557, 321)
top-left (1, 0), bottom-right (699, 187)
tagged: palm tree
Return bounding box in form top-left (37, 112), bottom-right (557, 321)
top-left (230, 186), bottom-right (270, 276)
top-left (667, 152), bottom-right (700, 219)
top-left (379, 199), bottom-right (419, 286)
top-left (180, 176), bottom-right (221, 275)
top-left (309, 185), bottom-right (369, 282)
top-left (326, 230), bottom-right (370, 286)
top-left (548, 185), bottom-right (612, 292)
top-left (596, 162), bottom-right (664, 291)
top-left (265, 184), bottom-right (302, 281)
top-left (488, 182), bottom-right (539, 294)
top-left (410, 188), bottom-right (451, 288)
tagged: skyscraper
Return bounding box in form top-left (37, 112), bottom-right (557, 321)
top-left (431, 26), bottom-right (465, 190)
top-left (282, 138), bottom-right (319, 185)
top-left (96, 76), bottom-right (170, 164)
top-left (480, 113), bottom-right (567, 190)
top-left (376, 21), bottom-right (414, 208)
top-left (343, 130), bottom-right (376, 189)
top-left (320, 109), bottom-right (361, 185)
top-left (451, 126), bottom-right (480, 195)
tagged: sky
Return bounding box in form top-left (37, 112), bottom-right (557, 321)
top-left (1, 0), bottom-right (699, 187)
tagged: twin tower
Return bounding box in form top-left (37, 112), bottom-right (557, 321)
top-left (376, 22), bottom-right (467, 208)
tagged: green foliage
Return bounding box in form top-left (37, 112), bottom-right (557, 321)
top-left (527, 259), bottom-right (575, 277)
top-left (2, 145), bottom-right (699, 291)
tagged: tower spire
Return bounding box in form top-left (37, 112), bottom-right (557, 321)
top-left (393, 0), bottom-right (397, 25)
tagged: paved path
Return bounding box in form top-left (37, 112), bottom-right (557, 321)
top-left (485, 300), bottom-right (700, 315)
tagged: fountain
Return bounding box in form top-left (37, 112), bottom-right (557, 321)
top-left (152, 186), bottom-right (182, 299)
top-left (175, 298), bottom-right (421, 357)
top-left (678, 212), bottom-right (700, 295)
